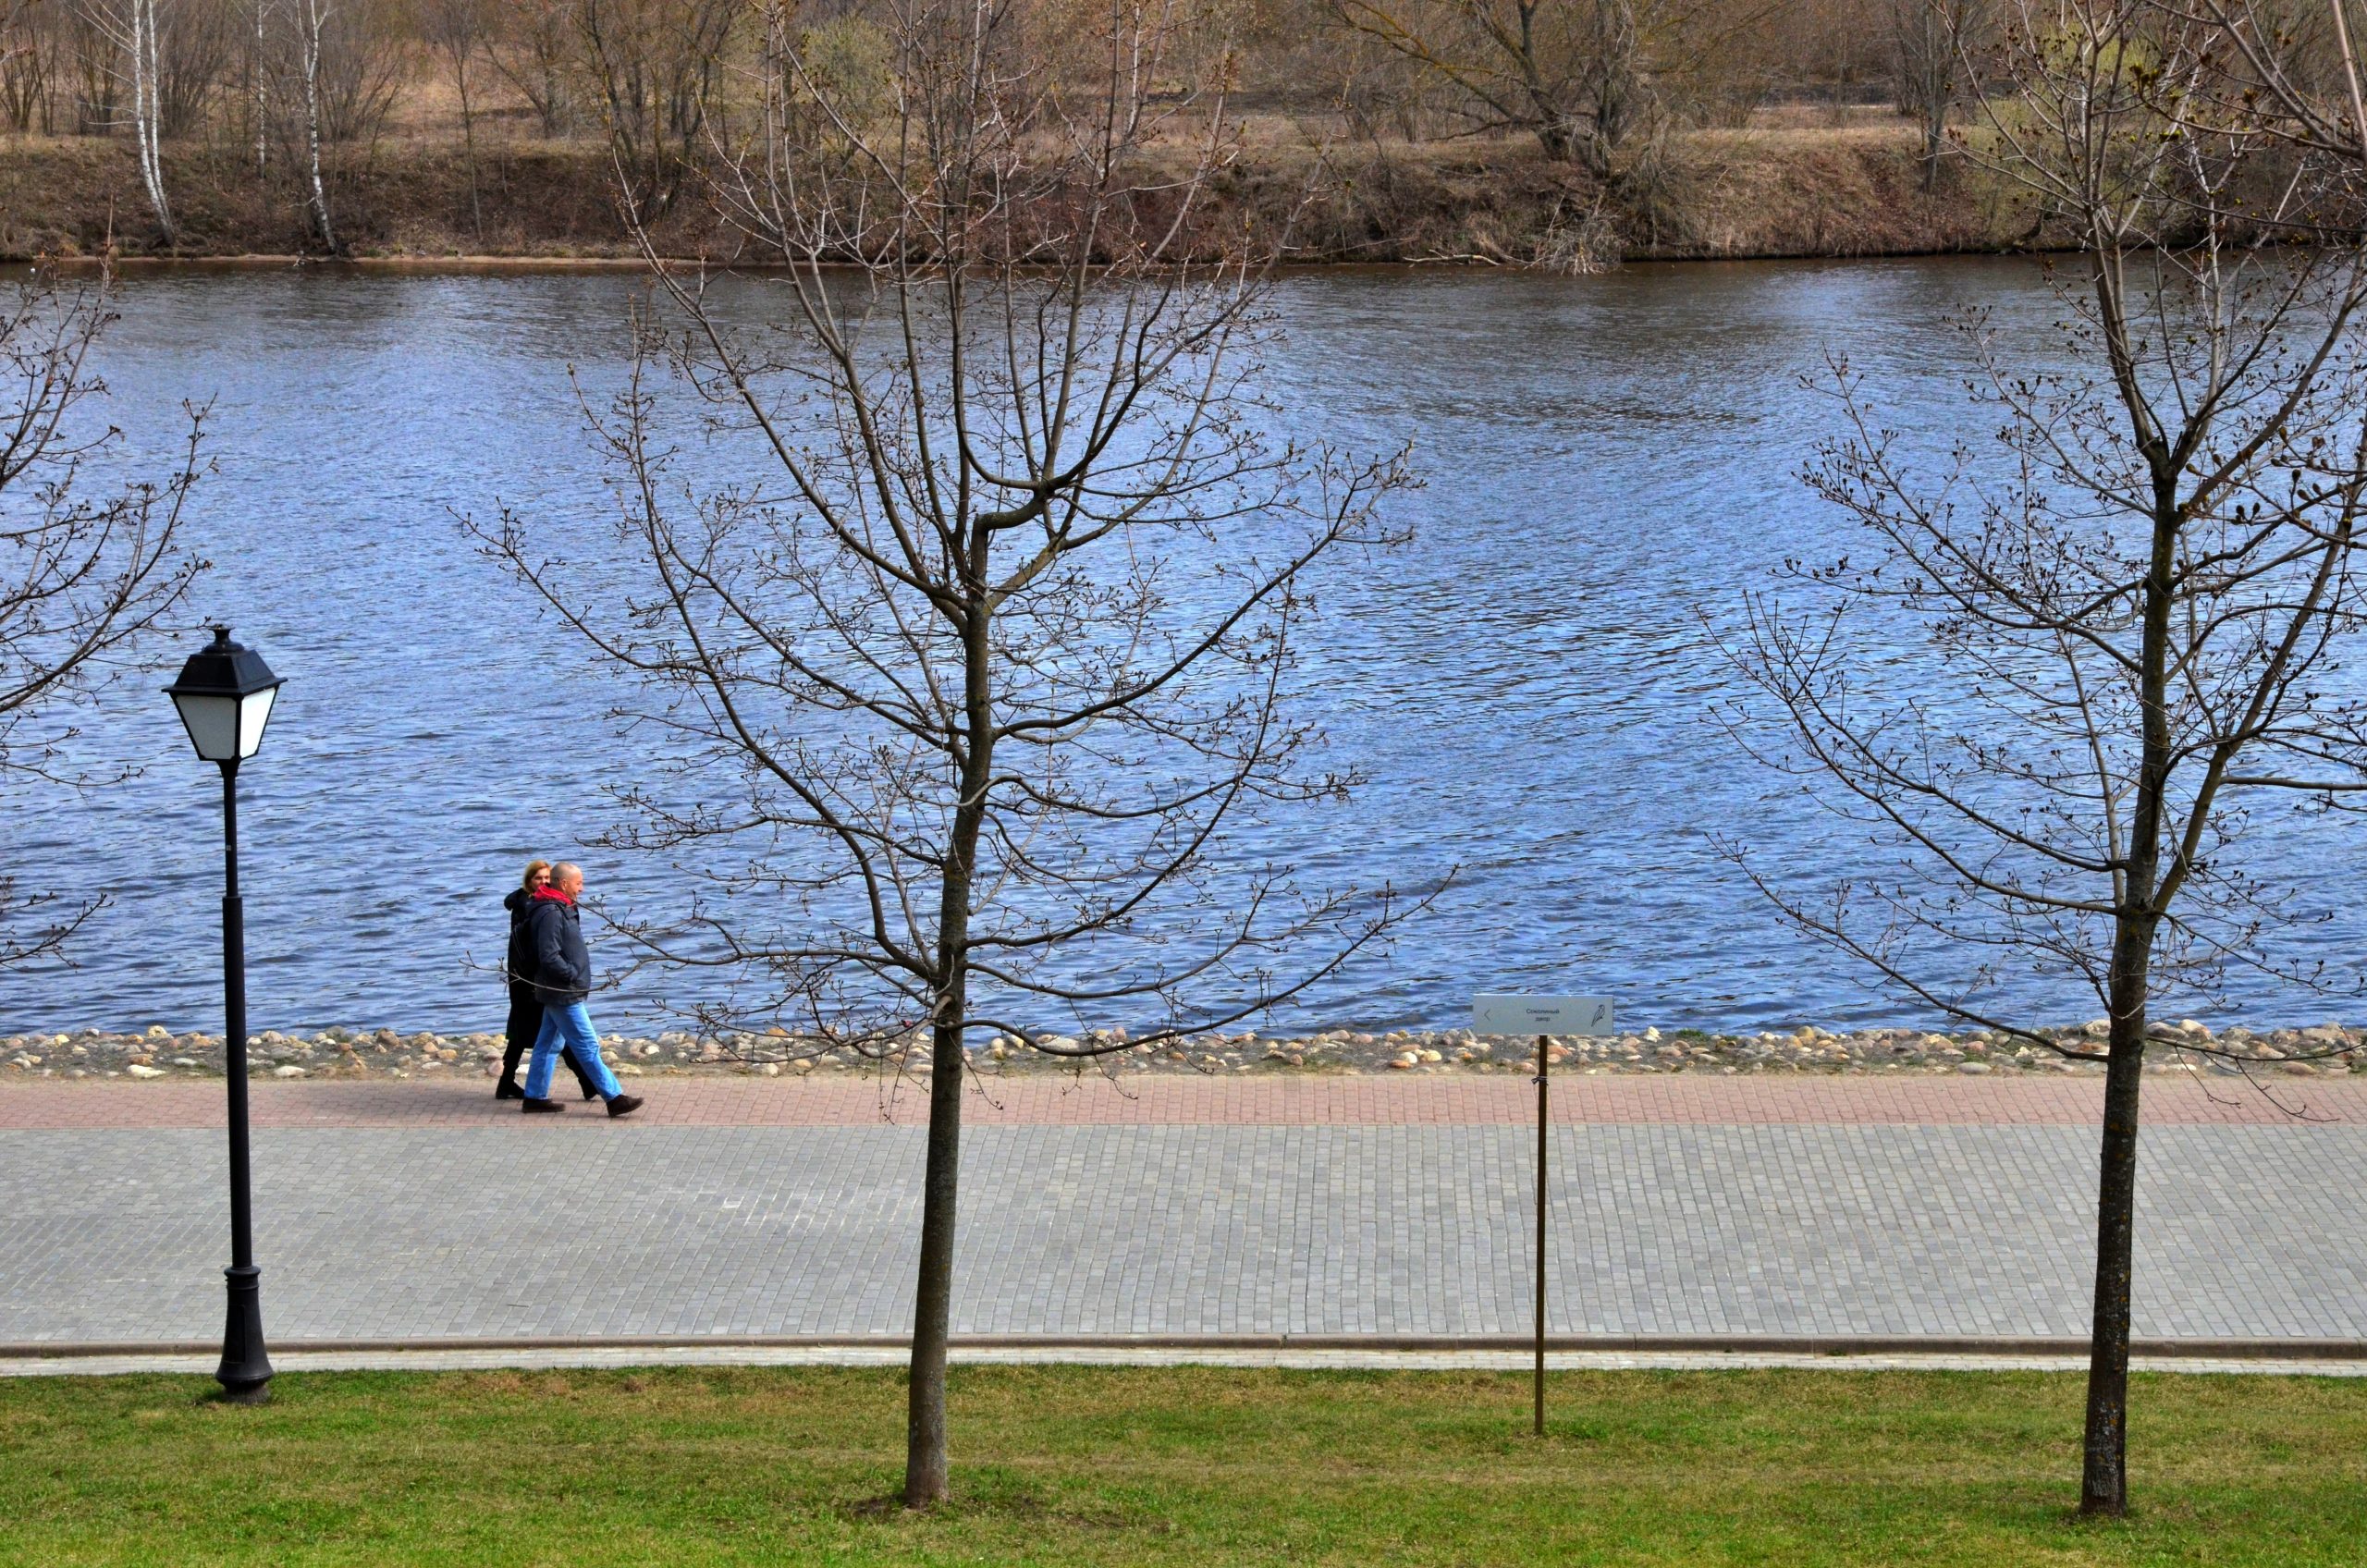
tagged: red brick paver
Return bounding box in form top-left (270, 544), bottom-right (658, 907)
top-left (0, 1072), bottom-right (2355, 1129)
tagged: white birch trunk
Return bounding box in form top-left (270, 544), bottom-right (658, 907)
top-left (79, 0), bottom-right (174, 241)
top-left (253, 0), bottom-right (269, 178)
top-left (132, 0), bottom-right (170, 242)
top-left (300, 0), bottom-right (333, 251)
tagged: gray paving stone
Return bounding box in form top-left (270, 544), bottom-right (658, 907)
top-left (2, 1124), bottom-right (2363, 1342)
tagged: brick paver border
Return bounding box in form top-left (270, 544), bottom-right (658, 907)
top-left (0, 1073), bottom-right (2356, 1128)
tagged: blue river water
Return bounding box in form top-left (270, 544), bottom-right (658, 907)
top-left (3, 258), bottom-right (2361, 1036)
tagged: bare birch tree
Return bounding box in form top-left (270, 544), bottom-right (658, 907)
top-left (1721, 0), bottom-right (2367, 1517)
top-left (295, 0), bottom-right (333, 250)
top-left (249, 0), bottom-right (269, 176)
top-left (476, 0), bottom-right (1423, 1508)
top-left (73, 0), bottom-right (175, 242)
top-left (1, 269), bottom-right (205, 962)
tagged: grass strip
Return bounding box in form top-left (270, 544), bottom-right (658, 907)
top-left (1, 1365), bottom-right (2361, 1565)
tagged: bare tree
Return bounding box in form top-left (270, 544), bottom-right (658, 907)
top-left (154, 0), bottom-right (236, 139)
top-left (1327, 0), bottom-right (1644, 173)
top-left (1325, 0), bottom-right (1763, 178)
top-left (1, 0), bottom-right (45, 129)
top-left (1890, 0), bottom-right (1982, 190)
top-left (574, 0), bottom-right (736, 222)
top-left (0, 1), bottom-right (51, 132)
top-left (307, 0), bottom-right (399, 145)
top-left (72, 0), bottom-right (175, 241)
top-left (1721, 0), bottom-right (2367, 1518)
top-left (476, 0), bottom-right (1424, 1508)
top-left (246, 0), bottom-right (271, 177)
top-left (489, 0), bottom-right (577, 138)
top-left (424, 0), bottom-right (490, 242)
top-left (295, 0), bottom-right (332, 248)
top-left (243, 0), bottom-right (394, 248)
top-left (2169, 0), bottom-right (2367, 158)
top-left (1, 269), bottom-right (205, 962)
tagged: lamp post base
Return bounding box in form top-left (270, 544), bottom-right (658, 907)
top-left (215, 1263), bottom-right (273, 1403)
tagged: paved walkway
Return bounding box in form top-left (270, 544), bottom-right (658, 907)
top-left (4, 1078), bottom-right (2363, 1351)
top-left (0, 1073), bottom-right (2353, 1127)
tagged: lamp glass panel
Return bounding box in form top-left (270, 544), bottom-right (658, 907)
top-left (171, 692), bottom-right (242, 762)
top-left (236, 685), bottom-right (278, 759)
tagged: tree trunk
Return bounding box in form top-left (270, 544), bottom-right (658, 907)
top-left (2078, 397), bottom-right (2177, 1514)
top-left (902, 994), bottom-right (966, 1507)
top-left (2080, 945), bottom-right (2149, 1516)
top-left (252, 0), bottom-right (267, 178)
top-left (1588, 0), bottom-right (1638, 170)
top-left (456, 45), bottom-right (482, 244)
top-left (129, 0), bottom-right (173, 243)
top-left (300, 0), bottom-right (334, 251)
top-left (905, 598), bottom-right (993, 1509)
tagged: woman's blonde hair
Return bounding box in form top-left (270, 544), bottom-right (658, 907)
top-left (521, 859), bottom-right (552, 892)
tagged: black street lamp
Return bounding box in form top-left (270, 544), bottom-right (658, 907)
top-left (165, 625), bottom-right (285, 1404)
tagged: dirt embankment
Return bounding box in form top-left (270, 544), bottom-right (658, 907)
top-left (0, 126), bottom-right (2038, 266)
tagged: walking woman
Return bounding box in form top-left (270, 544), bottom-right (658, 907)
top-left (497, 860), bottom-right (599, 1100)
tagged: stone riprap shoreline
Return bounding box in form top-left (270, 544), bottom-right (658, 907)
top-left (3, 1021), bottom-right (2360, 1082)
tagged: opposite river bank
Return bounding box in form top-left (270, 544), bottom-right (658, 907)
top-left (2, 126), bottom-right (2030, 266)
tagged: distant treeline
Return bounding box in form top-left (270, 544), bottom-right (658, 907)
top-left (0, 0), bottom-right (2349, 261)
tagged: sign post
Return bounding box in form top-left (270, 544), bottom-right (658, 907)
top-left (1471, 994), bottom-right (1614, 1436)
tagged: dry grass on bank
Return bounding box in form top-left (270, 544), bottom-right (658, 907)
top-left (0, 118), bottom-right (2035, 265)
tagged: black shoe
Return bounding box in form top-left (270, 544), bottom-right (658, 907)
top-left (521, 1097), bottom-right (564, 1114)
top-left (495, 1080), bottom-right (524, 1101)
top-left (606, 1094), bottom-right (644, 1120)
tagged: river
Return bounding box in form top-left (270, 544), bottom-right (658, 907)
top-left (3, 258), bottom-right (2360, 1037)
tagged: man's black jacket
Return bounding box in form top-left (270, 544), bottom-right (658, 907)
top-left (523, 893), bottom-right (592, 1006)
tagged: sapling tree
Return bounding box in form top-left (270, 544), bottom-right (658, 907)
top-left (1, 268), bottom-right (205, 962)
top-left (423, 0), bottom-right (492, 243)
top-left (1723, 0), bottom-right (2367, 1518)
top-left (477, 0), bottom-right (1423, 1508)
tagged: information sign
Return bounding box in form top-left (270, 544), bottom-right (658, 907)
top-left (1470, 994), bottom-right (1614, 1037)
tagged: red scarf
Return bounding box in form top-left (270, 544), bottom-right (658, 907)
top-left (532, 884), bottom-right (575, 907)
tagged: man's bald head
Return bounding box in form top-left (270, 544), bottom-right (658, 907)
top-left (551, 863), bottom-right (583, 897)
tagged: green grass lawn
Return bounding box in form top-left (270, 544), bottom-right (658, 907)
top-left (1, 1365), bottom-right (2361, 1565)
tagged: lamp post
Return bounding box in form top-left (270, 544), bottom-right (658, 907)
top-left (166, 625), bottom-right (285, 1404)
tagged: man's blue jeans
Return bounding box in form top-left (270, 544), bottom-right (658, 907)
top-left (525, 1000), bottom-right (622, 1100)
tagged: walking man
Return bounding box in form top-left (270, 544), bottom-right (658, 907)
top-left (497, 860), bottom-right (601, 1102)
top-left (520, 862), bottom-right (644, 1119)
